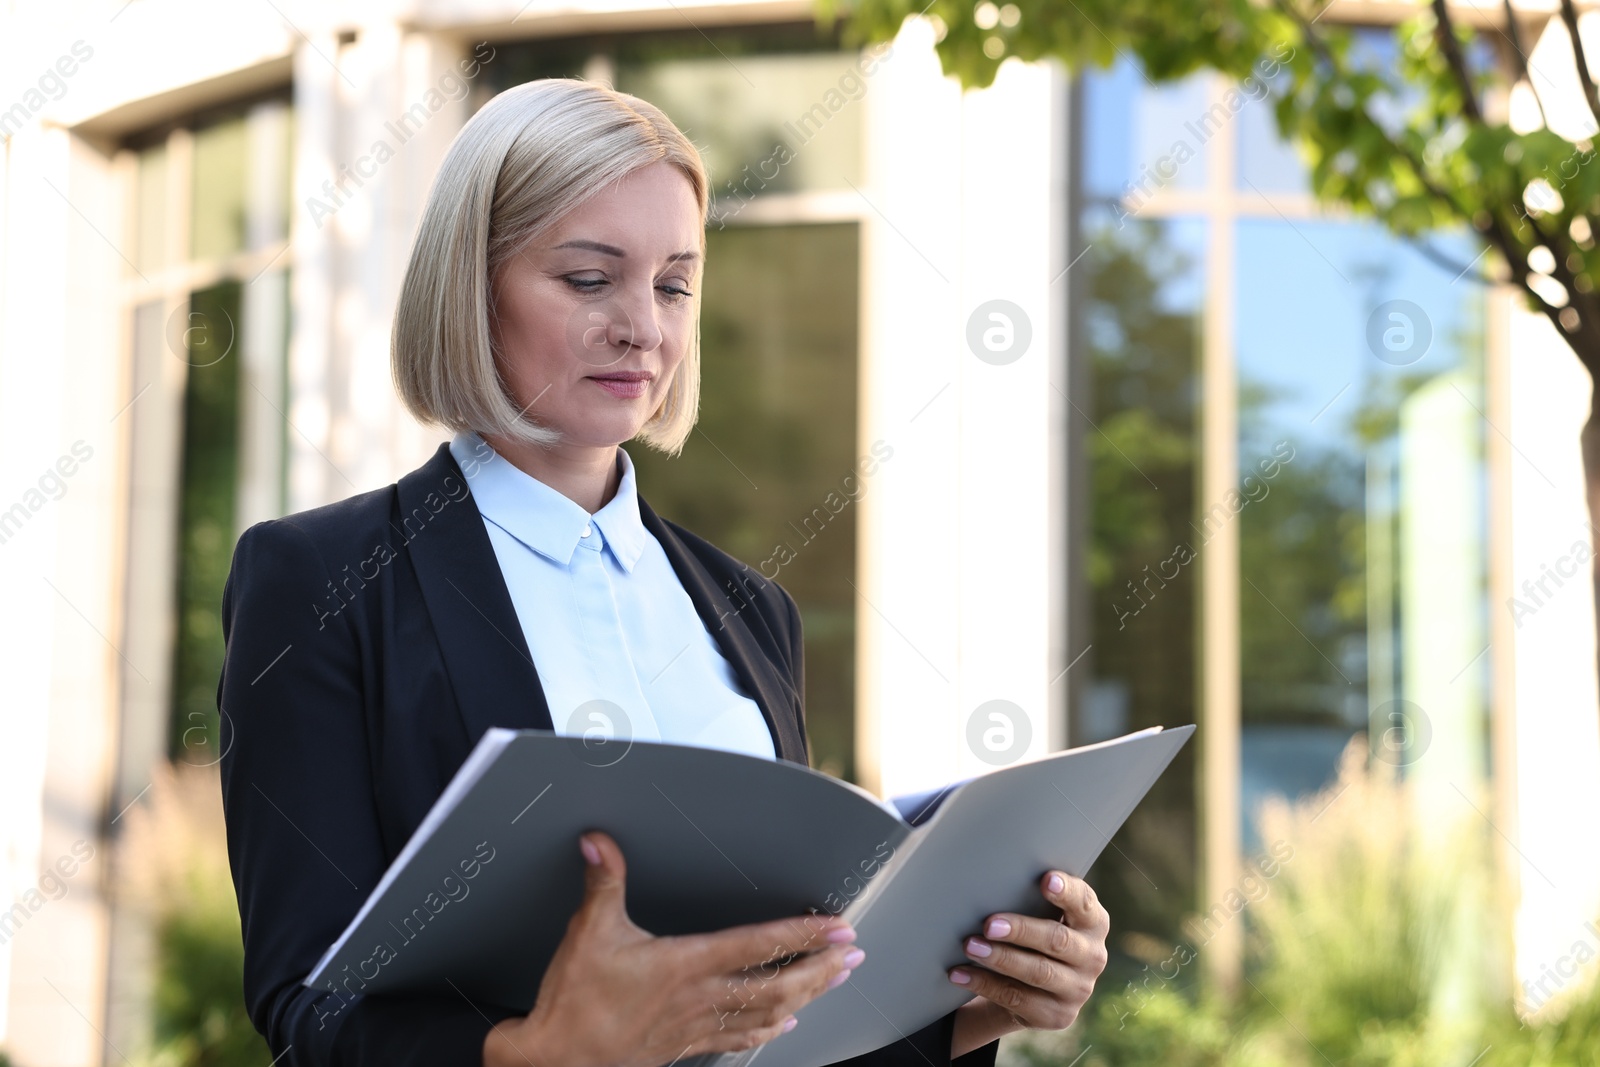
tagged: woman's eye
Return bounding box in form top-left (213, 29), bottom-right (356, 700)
top-left (564, 276), bottom-right (607, 292)
top-left (659, 284), bottom-right (694, 302)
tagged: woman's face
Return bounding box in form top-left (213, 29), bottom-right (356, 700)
top-left (489, 160), bottom-right (702, 451)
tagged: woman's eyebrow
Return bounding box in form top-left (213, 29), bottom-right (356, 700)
top-left (551, 238), bottom-right (700, 264)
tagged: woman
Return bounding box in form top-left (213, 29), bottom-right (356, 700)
top-left (217, 77), bottom-right (1110, 1067)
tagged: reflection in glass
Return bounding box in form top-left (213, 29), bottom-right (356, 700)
top-left (484, 24), bottom-right (863, 214)
top-left (192, 114), bottom-right (250, 261)
top-left (1076, 41), bottom-right (1494, 990)
top-left (617, 50), bottom-right (864, 209)
top-left (170, 282), bottom-right (243, 762)
top-left (1234, 217), bottom-right (1488, 849)
top-left (1081, 59), bottom-right (1212, 201)
top-left (1235, 93), bottom-right (1304, 193)
top-left (630, 223), bottom-right (861, 780)
top-left (1074, 209), bottom-right (1205, 961)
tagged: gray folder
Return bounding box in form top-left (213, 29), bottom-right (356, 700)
top-left (304, 724), bottom-right (1194, 1067)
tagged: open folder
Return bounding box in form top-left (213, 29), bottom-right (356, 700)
top-left (305, 723), bottom-right (1194, 1067)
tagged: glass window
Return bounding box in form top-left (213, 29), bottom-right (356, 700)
top-left (191, 113), bottom-right (250, 260)
top-left (123, 93), bottom-right (294, 769)
top-left (1073, 41), bottom-right (1493, 959)
top-left (487, 25), bottom-right (864, 202)
top-left (630, 222), bottom-right (861, 780)
top-left (1081, 57), bottom-right (1212, 201)
top-left (170, 281), bottom-right (244, 759)
top-left (484, 39), bottom-right (590, 87)
top-left (616, 50), bottom-right (863, 199)
top-left (1073, 206), bottom-right (1206, 949)
top-left (188, 102), bottom-right (293, 260)
top-left (1234, 218), bottom-right (1488, 850)
top-left (1235, 92), bottom-right (1304, 193)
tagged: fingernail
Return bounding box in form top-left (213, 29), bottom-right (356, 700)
top-left (965, 937), bottom-right (992, 958)
top-left (842, 947), bottom-right (865, 968)
top-left (985, 918), bottom-right (1011, 939)
top-left (580, 838), bottom-right (601, 865)
top-left (781, 1017), bottom-right (798, 1033)
top-left (826, 968), bottom-right (853, 990)
top-left (1047, 874), bottom-right (1065, 894)
top-left (825, 925), bottom-right (857, 944)
top-left (949, 969), bottom-right (970, 985)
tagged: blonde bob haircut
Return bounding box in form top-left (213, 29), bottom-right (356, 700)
top-left (392, 77), bottom-right (709, 455)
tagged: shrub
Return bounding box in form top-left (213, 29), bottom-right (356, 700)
top-left (1003, 739), bottom-right (1597, 1067)
top-left (121, 762), bottom-right (271, 1067)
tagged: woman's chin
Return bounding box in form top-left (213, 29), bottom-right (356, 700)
top-left (556, 413), bottom-right (651, 451)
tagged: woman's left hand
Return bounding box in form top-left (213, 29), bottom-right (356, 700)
top-left (946, 870), bottom-right (1110, 1056)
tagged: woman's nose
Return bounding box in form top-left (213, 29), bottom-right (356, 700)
top-left (568, 287), bottom-right (663, 367)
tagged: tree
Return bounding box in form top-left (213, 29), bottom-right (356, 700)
top-left (823, 0), bottom-right (1600, 720)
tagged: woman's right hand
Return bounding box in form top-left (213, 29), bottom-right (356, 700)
top-left (484, 831), bottom-right (865, 1067)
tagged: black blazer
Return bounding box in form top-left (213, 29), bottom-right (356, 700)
top-left (217, 441), bottom-right (1002, 1067)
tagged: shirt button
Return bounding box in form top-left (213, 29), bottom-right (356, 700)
top-left (581, 524), bottom-right (592, 538)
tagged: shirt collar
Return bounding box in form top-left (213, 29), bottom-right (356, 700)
top-left (448, 431), bottom-right (647, 573)
top-left (592, 448), bottom-right (647, 572)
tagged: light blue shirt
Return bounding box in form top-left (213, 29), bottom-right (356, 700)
top-left (448, 431), bottom-right (777, 761)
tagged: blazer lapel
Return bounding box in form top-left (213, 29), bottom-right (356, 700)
top-left (397, 443), bottom-right (555, 746)
top-left (636, 494), bottom-right (809, 766)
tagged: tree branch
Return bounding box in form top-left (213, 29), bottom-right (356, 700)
top-left (1494, 7), bottom-right (1598, 343)
top-left (1407, 236), bottom-right (1500, 285)
top-left (1281, 2), bottom-right (1570, 329)
top-left (1431, 0), bottom-right (1484, 123)
top-left (1502, 0), bottom-right (1549, 129)
top-left (1416, 3), bottom-right (1599, 360)
top-left (1278, 0), bottom-right (1600, 373)
top-left (1560, 0), bottom-right (1600, 137)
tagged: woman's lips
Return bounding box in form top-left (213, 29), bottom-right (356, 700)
top-left (588, 374), bottom-right (651, 399)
